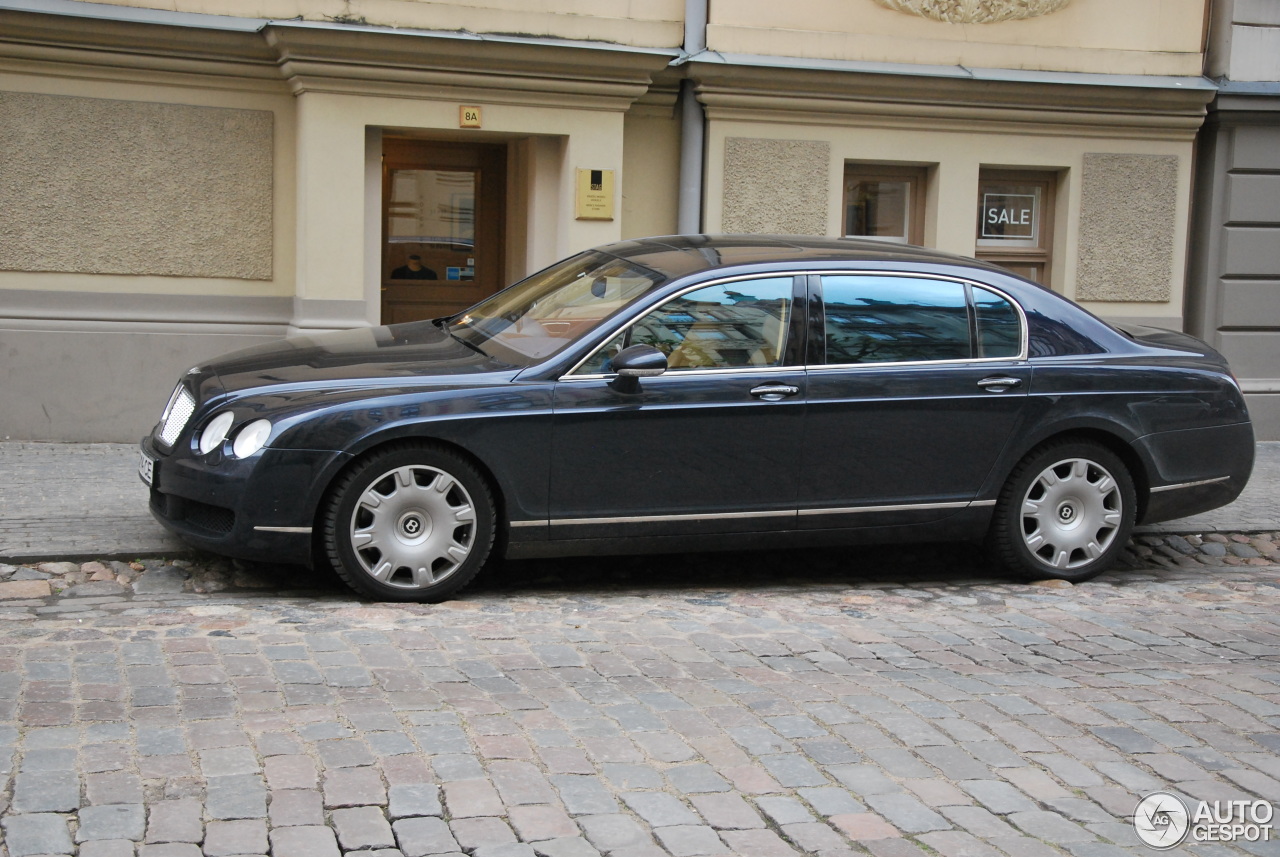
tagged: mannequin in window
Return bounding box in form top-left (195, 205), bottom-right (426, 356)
top-left (391, 255), bottom-right (438, 280)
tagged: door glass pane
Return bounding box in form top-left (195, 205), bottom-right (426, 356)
top-left (387, 169), bottom-right (475, 282)
top-left (972, 286), bottom-right (1021, 358)
top-left (845, 179), bottom-right (911, 242)
top-left (615, 278), bottom-right (793, 371)
top-left (822, 276), bottom-right (970, 364)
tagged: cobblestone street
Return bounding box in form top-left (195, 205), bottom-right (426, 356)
top-left (2, 543), bottom-right (1279, 857)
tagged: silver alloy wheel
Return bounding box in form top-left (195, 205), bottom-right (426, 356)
top-left (349, 464), bottom-right (476, 590)
top-left (1020, 456), bottom-right (1123, 570)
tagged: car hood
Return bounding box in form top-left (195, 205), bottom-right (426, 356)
top-left (206, 321), bottom-right (517, 395)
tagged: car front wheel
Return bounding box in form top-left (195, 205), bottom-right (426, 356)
top-left (322, 444), bottom-right (496, 602)
top-left (988, 440), bottom-right (1136, 582)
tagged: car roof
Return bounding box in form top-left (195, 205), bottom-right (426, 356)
top-left (597, 234), bottom-right (1020, 281)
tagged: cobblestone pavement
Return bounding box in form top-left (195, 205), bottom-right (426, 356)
top-left (2, 542), bottom-right (1279, 857)
top-left (0, 443), bottom-right (185, 562)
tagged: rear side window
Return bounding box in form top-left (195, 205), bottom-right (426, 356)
top-left (972, 286), bottom-right (1020, 358)
top-left (822, 276), bottom-right (970, 364)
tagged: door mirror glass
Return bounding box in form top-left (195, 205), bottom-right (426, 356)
top-left (612, 344), bottom-right (668, 377)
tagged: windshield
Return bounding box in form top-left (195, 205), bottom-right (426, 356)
top-left (447, 250), bottom-right (666, 366)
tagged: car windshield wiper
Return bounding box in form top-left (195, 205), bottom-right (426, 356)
top-left (446, 328), bottom-right (488, 357)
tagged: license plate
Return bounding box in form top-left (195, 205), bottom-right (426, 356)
top-left (139, 450), bottom-right (156, 486)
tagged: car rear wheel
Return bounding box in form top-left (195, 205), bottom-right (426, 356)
top-left (989, 440), bottom-right (1135, 582)
top-left (322, 444), bottom-right (496, 602)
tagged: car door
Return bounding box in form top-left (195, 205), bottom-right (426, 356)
top-left (548, 275), bottom-right (806, 540)
top-left (799, 273), bottom-right (1031, 530)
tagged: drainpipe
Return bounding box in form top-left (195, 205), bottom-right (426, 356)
top-left (677, 0), bottom-right (708, 235)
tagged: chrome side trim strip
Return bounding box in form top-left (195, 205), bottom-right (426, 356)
top-left (798, 500), bottom-right (971, 516)
top-left (253, 526), bottom-right (313, 534)
top-left (552, 509), bottom-right (796, 526)
top-left (533, 498), bottom-right (992, 528)
top-left (563, 365), bottom-right (801, 382)
top-left (1150, 475), bottom-right (1231, 493)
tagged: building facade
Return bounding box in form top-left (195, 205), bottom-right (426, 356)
top-left (0, 0), bottom-right (1224, 440)
top-left (1187, 0), bottom-right (1280, 440)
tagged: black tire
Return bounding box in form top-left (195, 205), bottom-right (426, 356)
top-left (988, 440), bottom-right (1136, 582)
top-left (322, 443), bottom-right (497, 602)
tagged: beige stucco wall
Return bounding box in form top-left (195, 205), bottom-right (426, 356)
top-left (702, 120), bottom-right (1195, 321)
top-left (0, 70), bottom-right (297, 299)
top-left (708, 0), bottom-right (1207, 76)
top-left (81, 0), bottom-right (684, 49)
top-left (621, 105), bottom-right (681, 240)
top-left (295, 90), bottom-right (629, 312)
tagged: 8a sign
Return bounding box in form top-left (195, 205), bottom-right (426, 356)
top-left (981, 192), bottom-right (1037, 239)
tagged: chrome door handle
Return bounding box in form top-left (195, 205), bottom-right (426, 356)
top-left (750, 384), bottom-right (800, 401)
top-left (977, 376), bottom-right (1022, 391)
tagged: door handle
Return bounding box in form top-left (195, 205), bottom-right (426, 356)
top-left (750, 384), bottom-right (800, 401)
top-left (977, 376), bottom-right (1022, 391)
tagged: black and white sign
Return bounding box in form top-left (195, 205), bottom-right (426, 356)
top-left (981, 192), bottom-right (1037, 239)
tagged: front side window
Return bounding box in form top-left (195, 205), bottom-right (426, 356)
top-left (822, 276), bottom-right (970, 365)
top-left (574, 278), bottom-right (794, 374)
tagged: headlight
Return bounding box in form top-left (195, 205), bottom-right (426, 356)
top-left (232, 419), bottom-right (272, 459)
top-left (198, 411), bottom-right (235, 455)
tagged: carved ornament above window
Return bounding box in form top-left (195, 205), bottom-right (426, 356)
top-left (872, 0), bottom-right (1070, 24)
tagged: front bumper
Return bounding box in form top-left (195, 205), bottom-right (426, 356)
top-left (140, 435), bottom-right (349, 566)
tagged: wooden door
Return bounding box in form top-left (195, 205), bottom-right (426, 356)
top-left (382, 139), bottom-right (507, 324)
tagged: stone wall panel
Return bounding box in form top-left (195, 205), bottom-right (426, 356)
top-left (1076, 152), bottom-right (1178, 302)
top-left (721, 137), bottom-right (830, 236)
top-left (0, 92), bottom-right (273, 280)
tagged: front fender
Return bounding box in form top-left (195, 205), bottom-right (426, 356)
top-left (261, 382), bottom-right (555, 529)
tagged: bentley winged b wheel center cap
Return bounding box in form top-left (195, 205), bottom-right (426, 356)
top-left (397, 511), bottom-right (431, 542)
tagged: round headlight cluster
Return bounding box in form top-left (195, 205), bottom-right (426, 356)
top-left (233, 419), bottom-right (273, 459)
top-left (198, 412), bottom-right (235, 455)
top-left (197, 413), bottom-right (273, 459)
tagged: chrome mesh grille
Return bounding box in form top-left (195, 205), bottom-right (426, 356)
top-left (158, 384), bottom-right (195, 448)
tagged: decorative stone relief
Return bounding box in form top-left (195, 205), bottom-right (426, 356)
top-left (0, 92), bottom-right (273, 280)
top-left (872, 0), bottom-right (1071, 24)
top-left (1077, 153), bottom-right (1179, 302)
top-left (722, 138), bottom-right (830, 236)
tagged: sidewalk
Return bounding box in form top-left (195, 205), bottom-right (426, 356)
top-left (1, 441), bottom-right (1276, 563)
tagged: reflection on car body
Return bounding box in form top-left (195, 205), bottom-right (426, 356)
top-left (140, 235), bottom-right (1254, 602)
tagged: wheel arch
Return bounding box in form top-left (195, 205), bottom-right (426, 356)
top-left (309, 435), bottom-right (509, 559)
top-left (1003, 426), bottom-right (1151, 524)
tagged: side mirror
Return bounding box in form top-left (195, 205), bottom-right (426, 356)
top-left (609, 344), bottom-right (666, 393)
top-left (612, 344), bottom-right (667, 377)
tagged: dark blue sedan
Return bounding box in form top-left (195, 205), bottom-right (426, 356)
top-left (140, 236), bottom-right (1254, 601)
